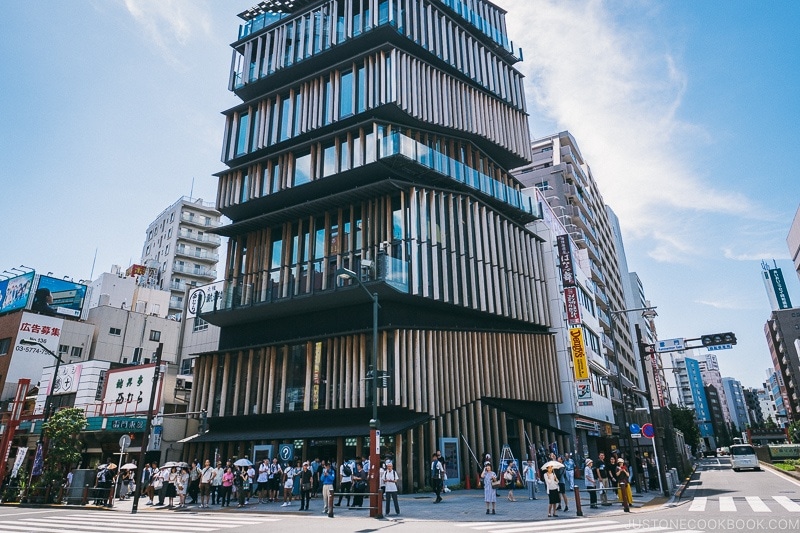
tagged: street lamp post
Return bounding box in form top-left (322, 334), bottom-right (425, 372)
top-left (19, 339), bottom-right (64, 426)
top-left (19, 339), bottom-right (65, 499)
top-left (607, 306), bottom-right (656, 494)
top-left (336, 267), bottom-right (381, 519)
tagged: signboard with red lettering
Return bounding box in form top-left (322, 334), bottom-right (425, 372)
top-left (13, 312), bottom-right (64, 358)
top-left (569, 327), bottom-right (589, 380)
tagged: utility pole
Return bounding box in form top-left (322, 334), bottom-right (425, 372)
top-left (131, 342), bottom-right (163, 514)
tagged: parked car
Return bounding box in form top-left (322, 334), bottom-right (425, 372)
top-left (717, 446), bottom-right (730, 456)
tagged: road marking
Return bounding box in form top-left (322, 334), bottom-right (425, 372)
top-left (719, 496), bottom-right (736, 511)
top-left (773, 495), bottom-right (800, 512)
top-left (745, 496), bottom-right (770, 512)
top-left (688, 496), bottom-right (706, 511)
top-left (490, 521), bottom-right (617, 533)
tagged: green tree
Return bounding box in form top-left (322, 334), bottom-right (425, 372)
top-left (38, 408), bottom-right (87, 493)
top-left (669, 404), bottom-right (701, 455)
top-left (788, 420), bottom-right (800, 444)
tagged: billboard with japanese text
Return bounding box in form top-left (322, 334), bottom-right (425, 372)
top-left (0, 272), bottom-right (35, 315)
top-left (101, 364), bottom-right (162, 416)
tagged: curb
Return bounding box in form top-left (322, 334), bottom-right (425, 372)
top-left (671, 463), bottom-right (698, 503)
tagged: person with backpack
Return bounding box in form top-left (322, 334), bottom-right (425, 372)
top-left (336, 460), bottom-right (353, 507)
top-left (430, 452), bottom-right (445, 503)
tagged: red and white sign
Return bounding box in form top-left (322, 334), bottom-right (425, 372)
top-left (13, 312), bottom-right (64, 357)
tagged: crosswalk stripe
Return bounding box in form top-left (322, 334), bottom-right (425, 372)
top-left (0, 523), bottom-right (111, 533)
top-left (0, 512), bottom-right (281, 533)
top-left (64, 513), bottom-right (275, 524)
top-left (746, 496), bottom-right (771, 512)
top-left (719, 497), bottom-right (736, 512)
top-left (583, 528), bottom-right (670, 533)
top-left (688, 496), bottom-right (706, 511)
top-left (773, 495), bottom-right (800, 512)
top-left (491, 518), bottom-right (618, 533)
top-left (35, 516), bottom-right (218, 531)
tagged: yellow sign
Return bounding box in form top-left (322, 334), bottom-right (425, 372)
top-left (569, 327), bottom-right (589, 380)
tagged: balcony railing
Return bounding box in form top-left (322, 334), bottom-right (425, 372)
top-left (197, 254), bottom-right (409, 315)
top-left (178, 229), bottom-right (222, 245)
top-left (175, 247), bottom-right (220, 262)
top-left (380, 132), bottom-right (540, 219)
top-left (181, 212), bottom-right (222, 228)
top-left (173, 263), bottom-right (217, 278)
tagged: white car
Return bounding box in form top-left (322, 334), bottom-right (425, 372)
top-left (729, 444), bottom-right (760, 471)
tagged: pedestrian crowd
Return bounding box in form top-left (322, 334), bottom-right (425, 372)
top-left (88, 447), bottom-right (652, 519)
top-left (118, 454), bottom-right (404, 516)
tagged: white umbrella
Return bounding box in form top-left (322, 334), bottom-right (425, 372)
top-left (161, 461), bottom-right (187, 469)
top-left (540, 460), bottom-right (564, 470)
top-left (120, 463), bottom-right (138, 470)
top-left (233, 458), bottom-right (253, 467)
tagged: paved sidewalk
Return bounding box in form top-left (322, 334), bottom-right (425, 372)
top-left (107, 486), bottom-right (665, 521)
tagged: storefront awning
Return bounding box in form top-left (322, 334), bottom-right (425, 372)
top-left (189, 406), bottom-right (431, 444)
top-left (481, 397), bottom-right (569, 436)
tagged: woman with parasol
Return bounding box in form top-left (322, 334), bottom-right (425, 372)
top-left (541, 461), bottom-right (561, 517)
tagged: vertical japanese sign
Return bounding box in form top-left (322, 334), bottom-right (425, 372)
top-left (312, 342), bottom-right (322, 410)
top-left (569, 327), bottom-right (589, 380)
top-left (564, 287), bottom-right (581, 325)
top-left (650, 350), bottom-right (666, 408)
top-left (556, 235), bottom-right (575, 287)
top-left (101, 364), bottom-right (160, 415)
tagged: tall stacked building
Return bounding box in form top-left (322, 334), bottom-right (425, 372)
top-left (188, 0), bottom-right (562, 489)
top-left (140, 196), bottom-right (223, 320)
top-left (513, 132), bottom-right (643, 457)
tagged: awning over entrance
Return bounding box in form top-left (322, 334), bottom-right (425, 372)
top-left (481, 397), bottom-right (569, 436)
top-left (191, 406), bottom-right (431, 444)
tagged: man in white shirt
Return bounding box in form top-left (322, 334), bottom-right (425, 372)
top-left (257, 459), bottom-right (270, 503)
top-left (247, 464), bottom-right (256, 503)
top-left (382, 461), bottom-right (400, 515)
top-left (199, 459), bottom-right (216, 508)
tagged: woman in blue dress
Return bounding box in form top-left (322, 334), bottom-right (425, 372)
top-left (481, 462), bottom-right (497, 515)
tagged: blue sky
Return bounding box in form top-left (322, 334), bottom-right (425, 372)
top-left (1, 1), bottom-right (798, 388)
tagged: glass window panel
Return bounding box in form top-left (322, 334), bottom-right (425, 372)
top-left (235, 112), bottom-right (249, 156)
top-left (339, 136), bottom-right (350, 171)
top-left (323, 142), bottom-right (336, 177)
top-left (340, 70), bottom-right (354, 118)
top-left (293, 91), bottom-right (303, 136)
top-left (365, 129), bottom-right (376, 163)
top-left (250, 108), bottom-right (260, 152)
top-left (322, 78), bottom-right (332, 126)
top-left (279, 96), bottom-right (292, 141)
top-left (284, 344), bottom-right (307, 412)
top-left (271, 158), bottom-right (281, 193)
top-left (356, 65), bottom-right (366, 113)
top-left (294, 151), bottom-right (312, 186)
top-left (240, 170), bottom-right (249, 203)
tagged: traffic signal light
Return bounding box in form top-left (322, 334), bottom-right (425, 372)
top-left (700, 332), bottom-right (737, 347)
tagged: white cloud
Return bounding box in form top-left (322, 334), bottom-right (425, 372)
top-left (495, 0), bottom-right (768, 263)
top-left (120, 0), bottom-right (212, 64)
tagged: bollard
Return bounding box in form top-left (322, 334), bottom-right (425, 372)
top-left (573, 486), bottom-right (583, 516)
top-left (328, 491), bottom-right (335, 518)
top-left (619, 481), bottom-right (630, 512)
